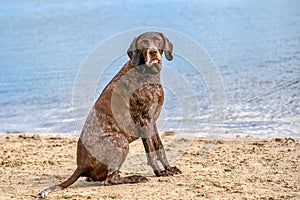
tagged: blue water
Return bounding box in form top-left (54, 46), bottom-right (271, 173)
top-left (0, 0), bottom-right (299, 138)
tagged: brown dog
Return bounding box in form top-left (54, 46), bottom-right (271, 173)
top-left (39, 32), bottom-right (181, 198)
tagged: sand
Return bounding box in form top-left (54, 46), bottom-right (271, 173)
top-left (0, 133), bottom-right (299, 200)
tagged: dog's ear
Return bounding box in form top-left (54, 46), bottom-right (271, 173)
top-left (127, 37), bottom-right (140, 66)
top-left (160, 33), bottom-right (173, 61)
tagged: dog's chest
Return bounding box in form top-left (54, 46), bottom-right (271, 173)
top-left (95, 66), bottom-right (164, 133)
top-left (129, 83), bottom-right (164, 126)
top-left (130, 83), bottom-right (164, 106)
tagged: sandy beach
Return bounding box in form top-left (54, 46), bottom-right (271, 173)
top-left (0, 133), bottom-right (299, 200)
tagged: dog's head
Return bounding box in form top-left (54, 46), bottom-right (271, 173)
top-left (127, 32), bottom-right (173, 74)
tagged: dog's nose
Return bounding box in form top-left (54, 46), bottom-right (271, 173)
top-left (149, 48), bottom-right (158, 55)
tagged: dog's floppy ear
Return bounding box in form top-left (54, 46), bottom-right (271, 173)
top-left (160, 33), bottom-right (173, 61)
top-left (127, 37), bottom-right (140, 66)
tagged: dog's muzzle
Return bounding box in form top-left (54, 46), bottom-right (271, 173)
top-left (145, 48), bottom-right (162, 66)
top-left (136, 47), bottom-right (162, 75)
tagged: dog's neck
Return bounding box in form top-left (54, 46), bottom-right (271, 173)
top-left (120, 60), bottom-right (161, 83)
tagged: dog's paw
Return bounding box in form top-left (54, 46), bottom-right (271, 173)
top-left (154, 166), bottom-right (182, 177)
top-left (105, 175), bottom-right (148, 185)
top-left (154, 169), bottom-right (172, 177)
top-left (130, 175), bottom-right (148, 183)
top-left (166, 166), bottom-right (182, 175)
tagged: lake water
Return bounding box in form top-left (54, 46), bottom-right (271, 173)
top-left (0, 0), bottom-right (299, 138)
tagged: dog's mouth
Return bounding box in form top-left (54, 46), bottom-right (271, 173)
top-left (136, 60), bottom-right (162, 75)
top-left (146, 58), bottom-right (162, 66)
top-left (145, 57), bottom-right (162, 73)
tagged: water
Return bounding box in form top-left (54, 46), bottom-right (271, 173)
top-left (0, 0), bottom-right (299, 138)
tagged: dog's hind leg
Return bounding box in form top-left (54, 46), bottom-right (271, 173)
top-left (104, 170), bottom-right (148, 185)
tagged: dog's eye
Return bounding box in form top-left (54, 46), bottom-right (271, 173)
top-left (153, 37), bottom-right (162, 46)
top-left (140, 40), bottom-right (149, 47)
top-left (154, 37), bottom-right (161, 42)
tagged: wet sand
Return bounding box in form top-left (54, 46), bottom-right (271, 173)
top-left (0, 134), bottom-right (299, 199)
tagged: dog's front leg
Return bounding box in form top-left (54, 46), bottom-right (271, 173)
top-left (151, 124), bottom-right (170, 168)
top-left (151, 124), bottom-right (182, 175)
top-left (141, 136), bottom-right (161, 176)
top-left (141, 135), bottom-right (181, 176)
top-left (140, 126), bottom-right (181, 177)
top-left (152, 131), bottom-right (182, 175)
top-left (138, 125), bottom-right (163, 176)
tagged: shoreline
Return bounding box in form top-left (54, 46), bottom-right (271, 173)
top-left (2, 131), bottom-right (299, 140)
top-left (1, 134), bottom-right (299, 199)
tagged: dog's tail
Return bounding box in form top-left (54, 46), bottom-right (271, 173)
top-left (39, 167), bottom-right (82, 198)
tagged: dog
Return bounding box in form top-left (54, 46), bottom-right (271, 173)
top-left (39, 32), bottom-right (181, 198)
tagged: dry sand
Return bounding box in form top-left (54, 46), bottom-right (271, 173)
top-left (0, 133), bottom-right (299, 200)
